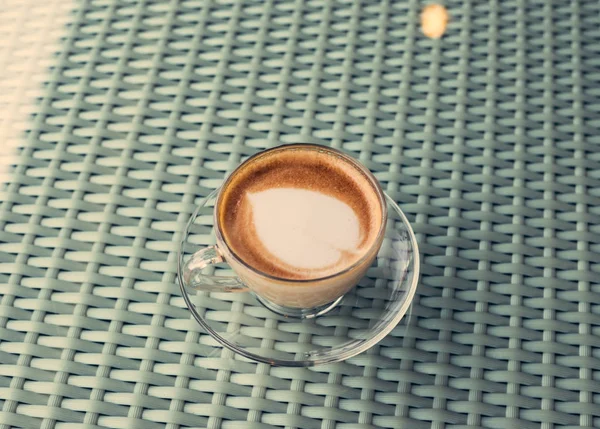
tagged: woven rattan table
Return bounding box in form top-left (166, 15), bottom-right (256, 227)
top-left (1, 0), bottom-right (599, 427)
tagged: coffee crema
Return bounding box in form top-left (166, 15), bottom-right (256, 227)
top-left (218, 146), bottom-right (384, 280)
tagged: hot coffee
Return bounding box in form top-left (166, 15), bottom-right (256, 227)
top-left (218, 145), bottom-right (384, 281)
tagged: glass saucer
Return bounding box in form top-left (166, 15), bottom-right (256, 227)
top-left (178, 190), bottom-right (420, 367)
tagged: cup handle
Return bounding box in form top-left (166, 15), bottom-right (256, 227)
top-left (181, 245), bottom-right (248, 292)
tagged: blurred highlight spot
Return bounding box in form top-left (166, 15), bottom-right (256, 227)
top-left (421, 4), bottom-right (449, 39)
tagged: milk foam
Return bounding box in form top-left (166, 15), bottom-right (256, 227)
top-left (247, 188), bottom-right (361, 270)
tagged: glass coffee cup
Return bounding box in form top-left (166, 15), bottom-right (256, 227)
top-left (180, 144), bottom-right (387, 318)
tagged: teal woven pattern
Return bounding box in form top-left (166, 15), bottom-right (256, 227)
top-left (2, 0), bottom-right (600, 427)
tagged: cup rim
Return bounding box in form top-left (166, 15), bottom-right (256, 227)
top-left (214, 143), bottom-right (388, 284)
